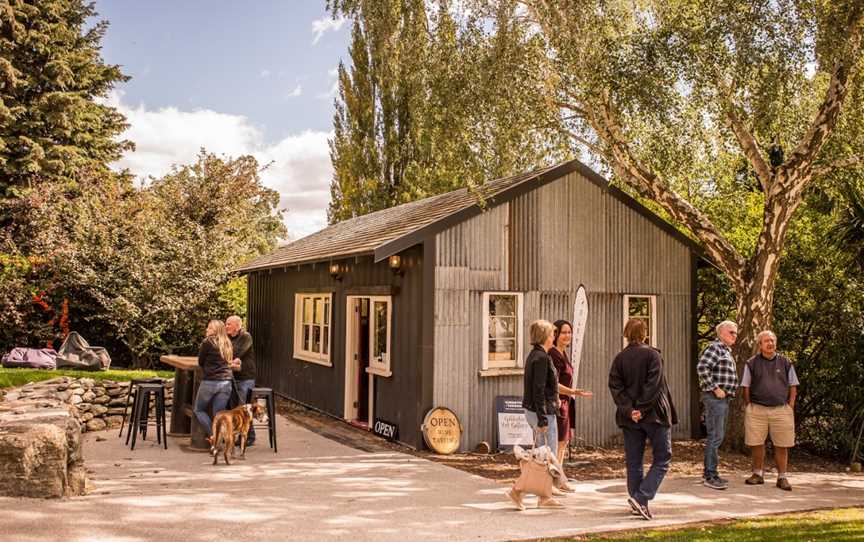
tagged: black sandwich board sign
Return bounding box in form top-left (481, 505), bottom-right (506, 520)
top-left (495, 395), bottom-right (535, 452)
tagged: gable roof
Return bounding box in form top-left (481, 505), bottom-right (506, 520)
top-left (237, 160), bottom-right (702, 273)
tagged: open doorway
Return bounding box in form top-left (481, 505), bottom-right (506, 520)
top-left (345, 295), bottom-right (392, 426)
top-left (345, 296), bottom-right (372, 426)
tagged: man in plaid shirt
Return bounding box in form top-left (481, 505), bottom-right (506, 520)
top-left (697, 320), bottom-right (739, 489)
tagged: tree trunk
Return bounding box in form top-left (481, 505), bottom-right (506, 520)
top-left (723, 259), bottom-right (778, 451)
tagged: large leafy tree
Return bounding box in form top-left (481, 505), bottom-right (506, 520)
top-left (449, 0), bottom-right (864, 362)
top-left (0, 0), bottom-right (131, 196)
top-left (327, 0), bottom-right (571, 222)
top-left (63, 153), bottom-right (286, 367)
top-left (696, 181), bottom-right (864, 458)
top-left (0, 153), bottom-right (286, 367)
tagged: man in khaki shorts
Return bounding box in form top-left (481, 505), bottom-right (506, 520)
top-left (742, 330), bottom-right (799, 491)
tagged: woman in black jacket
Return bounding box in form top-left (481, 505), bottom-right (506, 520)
top-left (521, 319), bottom-right (560, 455)
top-left (193, 319), bottom-right (234, 439)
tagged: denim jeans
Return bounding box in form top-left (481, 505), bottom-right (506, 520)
top-left (194, 380), bottom-right (232, 437)
top-left (702, 392), bottom-right (730, 479)
top-left (235, 378), bottom-right (256, 443)
top-left (622, 422), bottom-right (672, 505)
top-left (524, 409), bottom-right (558, 457)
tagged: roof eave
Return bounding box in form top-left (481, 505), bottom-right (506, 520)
top-left (235, 249), bottom-right (376, 274)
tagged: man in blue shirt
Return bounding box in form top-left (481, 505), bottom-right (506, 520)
top-left (696, 320), bottom-right (739, 490)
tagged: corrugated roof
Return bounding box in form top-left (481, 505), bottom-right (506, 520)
top-left (236, 159), bottom-right (703, 273)
top-left (236, 163), bottom-right (560, 273)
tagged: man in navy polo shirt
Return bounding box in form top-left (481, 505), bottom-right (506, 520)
top-left (742, 330), bottom-right (799, 491)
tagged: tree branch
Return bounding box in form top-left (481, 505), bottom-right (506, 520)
top-left (781, 7), bottom-right (864, 192)
top-left (565, 129), bottom-right (604, 157)
top-left (723, 101), bottom-right (773, 192)
top-left (586, 96), bottom-right (747, 287)
top-left (811, 154), bottom-right (864, 179)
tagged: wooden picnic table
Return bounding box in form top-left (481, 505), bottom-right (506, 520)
top-left (160, 355), bottom-right (209, 450)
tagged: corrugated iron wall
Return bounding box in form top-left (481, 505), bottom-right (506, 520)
top-left (433, 171), bottom-right (693, 450)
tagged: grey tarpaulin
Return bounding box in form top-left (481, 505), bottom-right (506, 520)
top-left (55, 332), bottom-right (111, 371)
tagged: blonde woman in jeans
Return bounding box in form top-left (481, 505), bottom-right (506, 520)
top-left (193, 320), bottom-right (234, 439)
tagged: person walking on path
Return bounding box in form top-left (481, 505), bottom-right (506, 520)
top-left (742, 330), bottom-right (799, 491)
top-left (521, 319), bottom-right (560, 456)
top-left (226, 315), bottom-right (257, 445)
top-left (608, 318), bottom-right (678, 520)
top-left (516, 319), bottom-right (565, 509)
top-left (696, 320), bottom-right (739, 490)
top-left (194, 320), bottom-right (234, 439)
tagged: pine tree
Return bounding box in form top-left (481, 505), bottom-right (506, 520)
top-left (0, 0), bottom-right (132, 196)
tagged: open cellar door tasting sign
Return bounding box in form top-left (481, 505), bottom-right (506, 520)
top-left (495, 395), bottom-right (534, 451)
top-left (421, 407), bottom-right (463, 455)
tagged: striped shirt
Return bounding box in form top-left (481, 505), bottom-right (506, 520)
top-left (697, 340), bottom-right (738, 396)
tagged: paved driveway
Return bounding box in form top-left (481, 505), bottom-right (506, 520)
top-left (1, 415), bottom-right (862, 542)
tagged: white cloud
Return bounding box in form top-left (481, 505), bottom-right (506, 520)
top-left (104, 90), bottom-right (331, 240)
top-left (285, 84), bottom-right (303, 98)
top-left (317, 81), bottom-right (339, 100)
top-left (260, 69), bottom-right (271, 78)
top-left (317, 67), bottom-right (340, 100)
top-left (311, 16), bottom-right (346, 45)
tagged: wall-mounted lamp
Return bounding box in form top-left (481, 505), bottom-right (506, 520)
top-left (329, 262), bottom-right (343, 281)
top-left (388, 254), bottom-right (403, 276)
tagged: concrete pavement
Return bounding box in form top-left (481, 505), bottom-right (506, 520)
top-left (0, 414), bottom-right (862, 542)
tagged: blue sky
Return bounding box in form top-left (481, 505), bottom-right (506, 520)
top-left (94, 1), bottom-right (351, 238)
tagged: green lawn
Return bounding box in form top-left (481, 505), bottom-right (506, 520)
top-left (0, 367), bottom-right (174, 389)
top-left (545, 508), bottom-right (864, 542)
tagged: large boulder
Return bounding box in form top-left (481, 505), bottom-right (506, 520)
top-left (0, 411), bottom-right (86, 497)
top-left (0, 404), bottom-right (88, 498)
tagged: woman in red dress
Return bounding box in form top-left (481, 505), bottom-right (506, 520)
top-left (549, 320), bottom-right (594, 468)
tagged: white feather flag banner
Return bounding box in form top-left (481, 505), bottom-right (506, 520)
top-left (571, 285), bottom-right (589, 387)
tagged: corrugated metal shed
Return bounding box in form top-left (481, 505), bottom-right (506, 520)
top-left (433, 169), bottom-right (695, 450)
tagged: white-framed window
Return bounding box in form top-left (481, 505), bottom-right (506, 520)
top-left (623, 294), bottom-right (657, 347)
top-left (294, 293), bottom-right (332, 365)
top-left (367, 296), bottom-right (392, 377)
top-left (482, 292), bottom-right (524, 369)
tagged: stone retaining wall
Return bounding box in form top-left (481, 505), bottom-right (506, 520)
top-left (0, 376), bottom-right (175, 498)
top-left (12, 377), bottom-right (174, 433)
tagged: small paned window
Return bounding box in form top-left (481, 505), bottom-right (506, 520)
top-left (623, 295), bottom-right (657, 347)
top-left (368, 297), bottom-right (392, 376)
top-left (294, 293), bottom-right (332, 365)
top-left (482, 292), bottom-right (524, 369)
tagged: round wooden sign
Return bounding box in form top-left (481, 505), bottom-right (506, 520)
top-left (421, 407), bottom-right (463, 455)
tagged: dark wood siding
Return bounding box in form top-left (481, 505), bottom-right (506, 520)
top-left (247, 245), bottom-right (428, 448)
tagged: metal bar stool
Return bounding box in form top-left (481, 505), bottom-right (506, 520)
top-left (119, 378), bottom-right (163, 439)
top-left (129, 382), bottom-right (168, 450)
top-left (249, 387), bottom-right (277, 453)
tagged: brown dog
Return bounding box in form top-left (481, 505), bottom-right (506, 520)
top-left (210, 402), bottom-right (267, 465)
